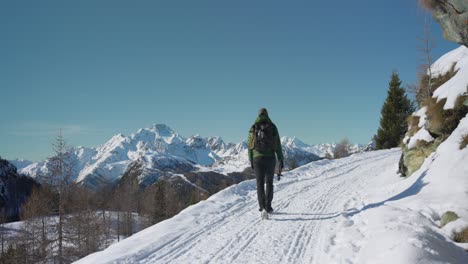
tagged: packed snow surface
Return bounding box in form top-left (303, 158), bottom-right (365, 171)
top-left (75, 124), bottom-right (468, 264)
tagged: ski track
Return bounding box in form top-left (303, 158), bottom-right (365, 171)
top-left (115, 150), bottom-right (400, 264)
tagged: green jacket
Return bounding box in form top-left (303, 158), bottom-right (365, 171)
top-left (248, 115), bottom-right (284, 162)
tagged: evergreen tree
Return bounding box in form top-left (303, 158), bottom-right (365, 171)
top-left (376, 72), bottom-right (414, 149)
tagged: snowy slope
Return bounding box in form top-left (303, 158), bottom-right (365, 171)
top-left (74, 135), bottom-right (468, 264)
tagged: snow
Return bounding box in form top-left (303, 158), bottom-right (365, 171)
top-left (19, 122), bottom-right (369, 188)
top-left (407, 128), bottom-right (434, 149)
top-left (443, 218), bottom-right (468, 251)
top-left (415, 106), bottom-right (428, 128)
top-left (431, 45), bottom-right (468, 76)
top-left (431, 45), bottom-right (468, 109)
top-left (74, 127), bottom-right (468, 264)
top-left (8, 159), bottom-right (33, 170)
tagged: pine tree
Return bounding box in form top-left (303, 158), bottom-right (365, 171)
top-left (376, 72), bottom-right (414, 149)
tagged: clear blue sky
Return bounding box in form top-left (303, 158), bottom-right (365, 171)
top-left (0, 0), bottom-right (459, 161)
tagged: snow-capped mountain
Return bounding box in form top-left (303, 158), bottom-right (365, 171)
top-left (8, 159), bottom-right (34, 170)
top-left (281, 137), bottom-right (367, 158)
top-left (19, 125), bottom-right (318, 188)
top-left (20, 124), bottom-right (367, 189)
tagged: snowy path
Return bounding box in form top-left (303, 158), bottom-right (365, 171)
top-left (147, 150), bottom-right (399, 264)
top-left (77, 149), bottom-right (410, 264)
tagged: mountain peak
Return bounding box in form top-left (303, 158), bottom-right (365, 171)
top-left (149, 124), bottom-right (175, 136)
top-left (281, 136), bottom-right (308, 148)
top-left (131, 124), bottom-right (182, 146)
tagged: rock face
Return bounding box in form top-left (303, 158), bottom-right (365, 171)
top-left (424, 0), bottom-right (468, 47)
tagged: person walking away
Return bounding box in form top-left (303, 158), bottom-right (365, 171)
top-left (248, 108), bottom-right (284, 218)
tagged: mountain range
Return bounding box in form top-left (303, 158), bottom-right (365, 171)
top-left (13, 124), bottom-right (367, 189)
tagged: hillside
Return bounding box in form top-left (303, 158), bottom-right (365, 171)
top-left (0, 158), bottom-right (38, 221)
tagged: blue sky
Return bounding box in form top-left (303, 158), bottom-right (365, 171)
top-left (0, 0), bottom-right (459, 161)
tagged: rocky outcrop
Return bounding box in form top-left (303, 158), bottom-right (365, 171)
top-left (422, 0), bottom-right (468, 47)
top-left (399, 46), bottom-right (468, 176)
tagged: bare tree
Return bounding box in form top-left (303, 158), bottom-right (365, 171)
top-left (65, 185), bottom-right (104, 261)
top-left (333, 138), bottom-right (351, 159)
top-left (418, 15), bottom-right (435, 95)
top-left (0, 208), bottom-right (7, 259)
top-left (93, 184), bottom-right (113, 247)
top-left (20, 186), bottom-right (54, 262)
top-left (45, 130), bottom-right (74, 263)
top-left (407, 13), bottom-right (437, 106)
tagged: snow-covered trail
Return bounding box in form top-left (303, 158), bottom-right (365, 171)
top-left (164, 150), bottom-right (399, 264)
top-left (76, 149), bottom-right (404, 264)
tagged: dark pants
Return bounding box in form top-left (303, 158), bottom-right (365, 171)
top-left (254, 156), bottom-right (276, 211)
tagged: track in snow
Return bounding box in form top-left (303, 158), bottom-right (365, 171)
top-left (76, 149), bottom-right (401, 264)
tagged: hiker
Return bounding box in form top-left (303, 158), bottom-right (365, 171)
top-left (248, 108), bottom-right (284, 215)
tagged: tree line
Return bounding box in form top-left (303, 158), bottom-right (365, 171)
top-left (0, 134), bottom-right (204, 264)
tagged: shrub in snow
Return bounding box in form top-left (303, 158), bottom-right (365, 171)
top-left (425, 97), bottom-right (445, 136)
top-left (426, 95), bottom-right (468, 138)
top-left (441, 211), bottom-right (459, 227)
top-left (333, 138), bottom-right (351, 159)
top-left (415, 139), bottom-right (432, 148)
top-left (459, 133), bottom-right (468, 150)
top-left (453, 227), bottom-right (468, 243)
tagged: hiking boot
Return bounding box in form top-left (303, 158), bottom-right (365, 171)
top-left (266, 207), bottom-right (274, 213)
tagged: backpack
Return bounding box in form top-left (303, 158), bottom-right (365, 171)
top-left (251, 121), bottom-right (277, 152)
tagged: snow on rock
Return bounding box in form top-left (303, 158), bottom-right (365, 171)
top-left (407, 128), bottom-right (434, 149)
top-left (431, 45), bottom-right (468, 109)
top-left (415, 106), bottom-right (428, 128)
top-left (431, 45), bottom-right (468, 76)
